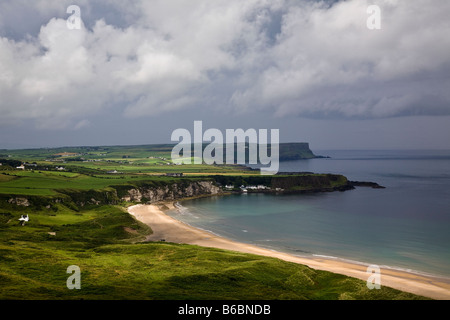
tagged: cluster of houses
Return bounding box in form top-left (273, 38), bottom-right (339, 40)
top-left (46, 152), bottom-right (105, 163)
top-left (14, 163), bottom-right (66, 171)
top-left (15, 163), bottom-right (38, 170)
top-left (223, 184), bottom-right (285, 193)
top-left (224, 184), bottom-right (271, 192)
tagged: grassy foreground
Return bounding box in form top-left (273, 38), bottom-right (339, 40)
top-left (0, 203), bottom-right (427, 300)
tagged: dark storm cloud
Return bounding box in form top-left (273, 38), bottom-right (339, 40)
top-left (0, 0), bottom-right (449, 133)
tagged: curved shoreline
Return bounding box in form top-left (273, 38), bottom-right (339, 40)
top-left (128, 203), bottom-right (450, 300)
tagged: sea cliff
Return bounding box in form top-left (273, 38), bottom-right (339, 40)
top-left (1, 174), bottom-right (383, 210)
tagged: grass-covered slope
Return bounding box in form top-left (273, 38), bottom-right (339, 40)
top-left (0, 202), bottom-right (427, 300)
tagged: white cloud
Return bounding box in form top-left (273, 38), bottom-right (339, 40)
top-left (0, 0), bottom-right (449, 129)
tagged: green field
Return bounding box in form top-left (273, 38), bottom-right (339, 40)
top-left (0, 170), bottom-right (210, 196)
top-left (0, 144), bottom-right (429, 300)
top-left (0, 204), bottom-right (425, 300)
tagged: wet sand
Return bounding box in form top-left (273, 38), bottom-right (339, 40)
top-left (128, 203), bottom-right (450, 300)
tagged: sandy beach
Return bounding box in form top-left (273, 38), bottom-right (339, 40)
top-left (128, 203), bottom-right (450, 300)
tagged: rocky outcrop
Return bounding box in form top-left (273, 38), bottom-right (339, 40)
top-left (349, 181), bottom-right (386, 189)
top-left (2, 180), bottom-right (222, 210)
top-left (121, 181), bottom-right (221, 203)
top-left (8, 197), bottom-right (30, 207)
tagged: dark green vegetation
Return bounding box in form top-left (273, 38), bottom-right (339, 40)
top-left (0, 144), bottom-right (426, 300)
top-left (276, 142), bottom-right (318, 160)
top-left (0, 203), bottom-right (426, 300)
top-left (213, 173), bottom-right (353, 192)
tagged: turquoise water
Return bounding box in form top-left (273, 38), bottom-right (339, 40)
top-left (167, 150), bottom-right (450, 278)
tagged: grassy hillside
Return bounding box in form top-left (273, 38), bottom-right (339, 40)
top-left (0, 170), bottom-right (214, 196)
top-left (0, 203), bottom-right (426, 300)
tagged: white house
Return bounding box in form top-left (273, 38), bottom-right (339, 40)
top-left (19, 214), bottom-right (29, 225)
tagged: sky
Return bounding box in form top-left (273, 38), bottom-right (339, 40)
top-left (0, 0), bottom-right (450, 151)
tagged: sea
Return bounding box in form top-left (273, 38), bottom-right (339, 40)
top-left (166, 150), bottom-right (450, 279)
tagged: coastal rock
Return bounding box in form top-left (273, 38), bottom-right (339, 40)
top-left (349, 181), bottom-right (386, 189)
top-left (89, 198), bottom-right (101, 205)
top-left (122, 181), bottom-right (221, 203)
top-left (123, 188), bottom-right (143, 202)
top-left (8, 197), bottom-right (30, 207)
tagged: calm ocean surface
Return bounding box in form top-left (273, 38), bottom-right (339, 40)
top-left (167, 150), bottom-right (450, 278)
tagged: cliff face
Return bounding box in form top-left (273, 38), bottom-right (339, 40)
top-left (121, 181), bottom-right (221, 203)
top-left (57, 180), bottom-right (222, 207)
top-left (271, 174), bottom-right (352, 192)
top-left (1, 181), bottom-right (222, 211)
top-left (278, 143), bottom-right (317, 161)
top-left (3, 175), bottom-right (379, 211)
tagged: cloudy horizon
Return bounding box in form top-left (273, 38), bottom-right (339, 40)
top-left (1, 0), bottom-right (450, 150)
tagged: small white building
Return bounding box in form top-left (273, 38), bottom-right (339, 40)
top-left (19, 214), bottom-right (29, 225)
top-left (16, 165), bottom-right (25, 170)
